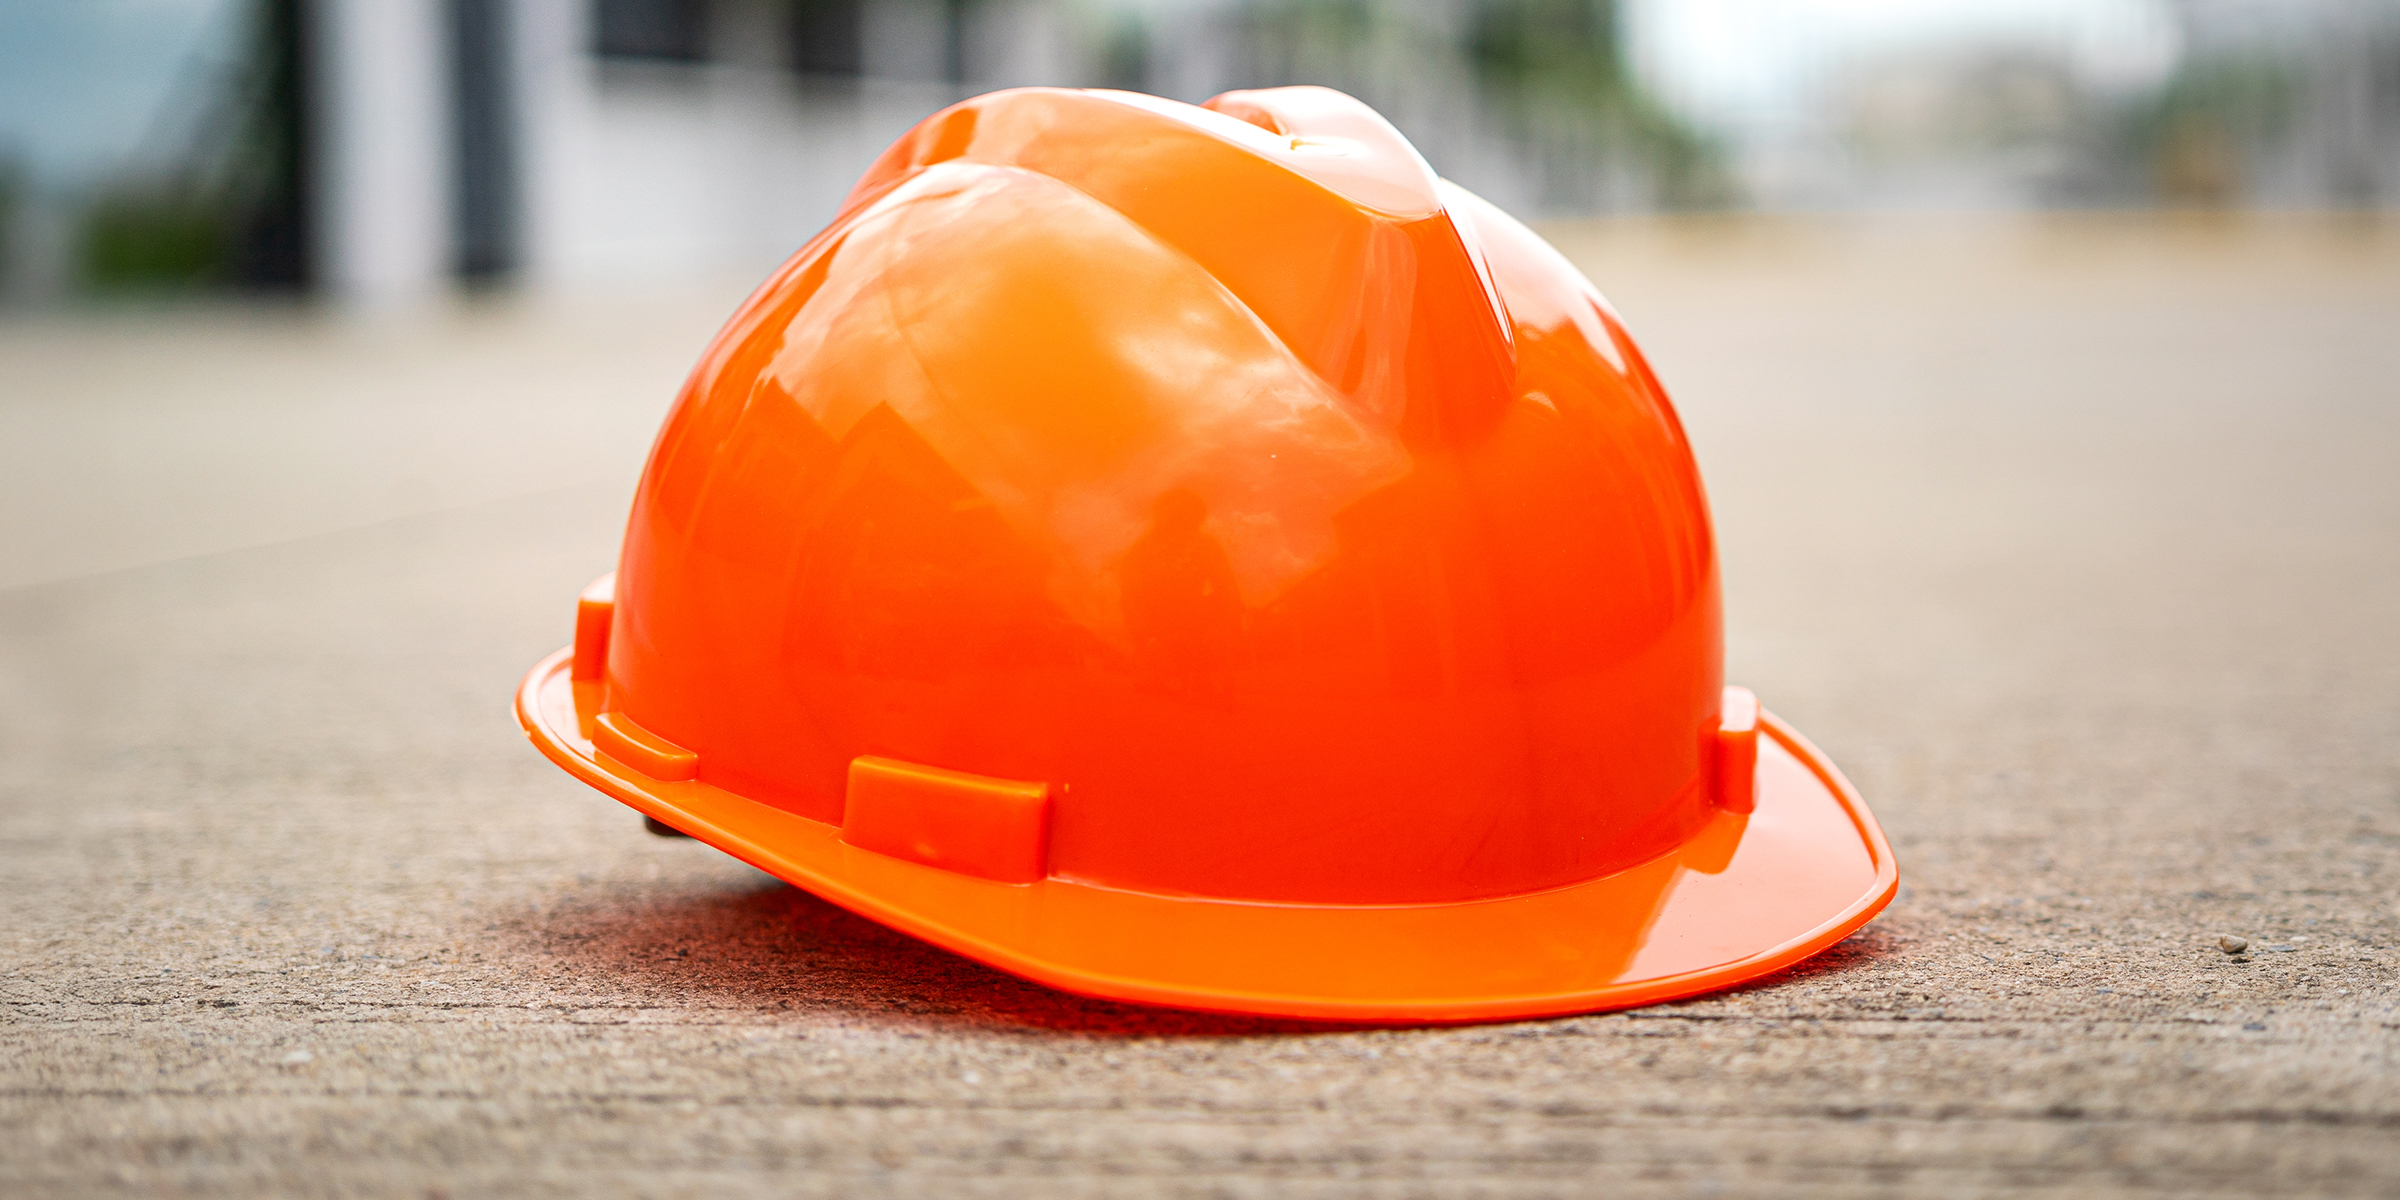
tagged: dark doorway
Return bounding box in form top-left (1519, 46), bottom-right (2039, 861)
top-left (449, 0), bottom-right (518, 281)
top-left (234, 0), bottom-right (312, 290)
top-left (594, 0), bottom-right (710, 61)
top-left (790, 0), bottom-right (864, 77)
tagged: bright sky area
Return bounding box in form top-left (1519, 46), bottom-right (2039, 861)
top-left (1628, 0), bottom-right (2181, 124)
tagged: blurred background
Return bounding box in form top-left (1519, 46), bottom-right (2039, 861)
top-left (3, 13), bottom-right (2398, 1184)
top-left (0, 0), bottom-right (2395, 592)
top-left (0, 0), bottom-right (2395, 304)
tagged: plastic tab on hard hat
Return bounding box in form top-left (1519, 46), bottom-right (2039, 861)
top-left (572, 573), bottom-right (615, 683)
top-left (842, 757), bottom-right (1052, 884)
top-left (592, 711), bottom-right (698, 782)
top-left (1716, 686), bottom-right (1761, 814)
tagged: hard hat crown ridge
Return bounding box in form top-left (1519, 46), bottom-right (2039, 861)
top-left (847, 85), bottom-right (1519, 448)
top-left (516, 86), bottom-right (1895, 1022)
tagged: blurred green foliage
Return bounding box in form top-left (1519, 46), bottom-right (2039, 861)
top-left (79, 188), bottom-right (235, 290)
top-left (1467, 0), bottom-right (1732, 208)
top-left (71, 0), bottom-right (308, 293)
top-left (1231, 0), bottom-right (1382, 90)
top-left (0, 157), bottom-right (21, 281)
top-left (1467, 0), bottom-right (1621, 89)
top-left (1233, 0), bottom-right (1732, 210)
top-left (1100, 8), bottom-right (1152, 91)
top-left (2124, 59), bottom-right (2296, 206)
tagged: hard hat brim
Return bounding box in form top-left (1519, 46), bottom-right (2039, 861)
top-left (518, 648), bottom-right (1896, 1023)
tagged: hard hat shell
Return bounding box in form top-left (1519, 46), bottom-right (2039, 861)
top-left (516, 86), bottom-right (1894, 1022)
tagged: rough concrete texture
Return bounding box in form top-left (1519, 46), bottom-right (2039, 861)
top-left (3, 214), bottom-right (2396, 1198)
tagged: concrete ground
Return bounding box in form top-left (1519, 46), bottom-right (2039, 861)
top-left (3, 213), bottom-right (2396, 1198)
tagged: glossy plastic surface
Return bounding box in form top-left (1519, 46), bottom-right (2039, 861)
top-left (515, 85), bottom-right (1895, 1019)
top-left (840, 755), bottom-right (1053, 884)
top-left (519, 649), bottom-right (1895, 1021)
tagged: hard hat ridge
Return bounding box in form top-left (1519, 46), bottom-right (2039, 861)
top-left (849, 85), bottom-right (1521, 449)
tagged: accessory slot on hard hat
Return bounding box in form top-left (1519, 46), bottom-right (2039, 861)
top-left (592, 711), bottom-right (698, 782)
top-left (841, 757), bottom-right (1054, 884)
top-left (1715, 686), bottom-right (1760, 814)
top-left (571, 573), bottom-right (615, 682)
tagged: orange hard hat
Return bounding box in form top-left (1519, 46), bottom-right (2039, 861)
top-left (516, 86), bottom-right (1894, 1023)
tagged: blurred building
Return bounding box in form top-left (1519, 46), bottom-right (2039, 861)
top-left (0, 0), bottom-right (1102, 306)
top-left (310, 0), bottom-right (1706, 304)
top-left (3, 0), bottom-right (2392, 306)
top-left (2158, 0), bottom-right (2400, 207)
top-left (1, 0), bottom-right (1714, 305)
top-left (316, 0), bottom-right (1090, 305)
top-left (1707, 0), bottom-right (2400, 211)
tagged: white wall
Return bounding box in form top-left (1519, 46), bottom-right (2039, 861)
top-left (315, 0), bottom-right (452, 308)
top-left (510, 0), bottom-right (1049, 291)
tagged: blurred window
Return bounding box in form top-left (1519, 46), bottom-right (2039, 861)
top-left (593, 0), bottom-right (708, 61)
top-left (789, 0), bottom-right (864, 76)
